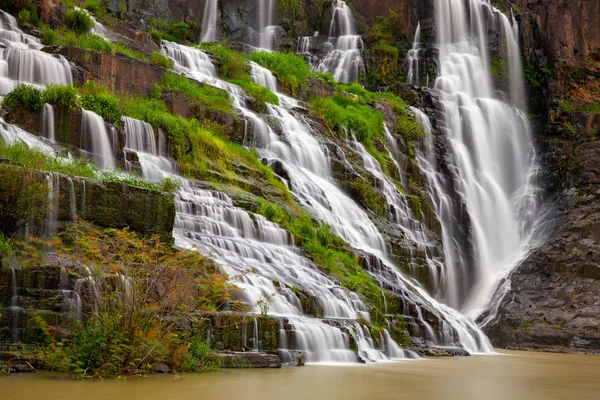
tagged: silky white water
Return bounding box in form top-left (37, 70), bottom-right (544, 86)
top-left (248, 62), bottom-right (491, 353)
top-left (258, 0), bottom-right (276, 50)
top-left (406, 22), bottom-right (421, 86)
top-left (316, 0), bottom-right (365, 83)
top-left (0, 10), bottom-right (71, 96)
top-left (432, 0), bottom-right (542, 318)
top-left (200, 0), bottom-right (218, 43)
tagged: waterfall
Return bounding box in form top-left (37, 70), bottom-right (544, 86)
top-left (248, 62), bottom-right (491, 353)
top-left (42, 103), bottom-right (55, 142)
top-left (406, 22), bottom-right (421, 86)
top-left (122, 116), bottom-right (178, 181)
top-left (317, 0), bottom-right (365, 83)
top-left (200, 0), bottom-right (218, 43)
top-left (8, 268), bottom-right (26, 343)
top-left (80, 109), bottom-right (116, 170)
top-left (0, 11), bottom-right (71, 95)
top-left (430, 0), bottom-right (543, 318)
top-left (258, 0), bottom-right (276, 50)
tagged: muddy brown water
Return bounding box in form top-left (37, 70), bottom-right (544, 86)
top-left (1, 350), bottom-right (599, 400)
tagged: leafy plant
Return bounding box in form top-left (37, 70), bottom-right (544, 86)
top-left (150, 51), bottom-right (174, 69)
top-left (43, 84), bottom-right (79, 109)
top-left (65, 8), bottom-right (94, 35)
top-left (249, 51), bottom-right (315, 96)
top-left (80, 93), bottom-right (124, 126)
top-left (2, 85), bottom-right (45, 111)
top-left (199, 42), bottom-right (250, 81)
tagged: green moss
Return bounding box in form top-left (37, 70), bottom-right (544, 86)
top-left (80, 93), bottom-right (124, 126)
top-left (558, 98), bottom-right (575, 113)
top-left (348, 178), bottom-right (387, 217)
top-left (249, 51), bottom-right (315, 96)
top-left (150, 51), bottom-right (174, 69)
top-left (149, 19), bottom-right (196, 43)
top-left (490, 57), bottom-right (509, 80)
top-left (199, 43), bottom-right (250, 81)
top-left (228, 79), bottom-right (279, 107)
top-left (153, 72), bottom-right (232, 113)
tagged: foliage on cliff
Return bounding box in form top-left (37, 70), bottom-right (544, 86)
top-left (25, 221), bottom-right (236, 377)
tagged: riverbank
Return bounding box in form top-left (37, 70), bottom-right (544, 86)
top-left (1, 351), bottom-right (599, 400)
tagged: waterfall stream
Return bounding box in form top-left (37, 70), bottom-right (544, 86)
top-left (200, 0), bottom-right (218, 43)
top-left (317, 0), bottom-right (365, 83)
top-left (258, 0), bottom-right (276, 50)
top-left (430, 0), bottom-right (545, 318)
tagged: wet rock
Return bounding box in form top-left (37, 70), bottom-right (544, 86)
top-left (151, 363), bottom-right (172, 373)
top-left (289, 351), bottom-right (306, 367)
top-left (218, 351), bottom-right (282, 369)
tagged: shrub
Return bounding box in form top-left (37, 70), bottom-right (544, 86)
top-left (153, 72), bottom-right (232, 113)
top-left (150, 51), bottom-right (174, 69)
top-left (43, 84), bottom-right (79, 109)
top-left (2, 85), bottom-right (45, 111)
top-left (228, 79), bottom-right (279, 106)
top-left (250, 51), bottom-right (315, 96)
top-left (158, 176), bottom-right (181, 192)
top-left (149, 19), bottom-right (195, 43)
top-left (84, 0), bottom-right (101, 13)
top-left (80, 93), bottom-right (123, 126)
top-left (199, 42), bottom-right (250, 80)
top-left (65, 8), bottom-right (94, 35)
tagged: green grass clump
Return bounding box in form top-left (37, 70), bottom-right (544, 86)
top-left (249, 51), bottom-right (315, 96)
top-left (149, 19), bottom-right (195, 43)
top-left (310, 94), bottom-right (384, 145)
top-left (581, 102), bottom-right (600, 113)
top-left (84, 0), bottom-right (102, 14)
top-left (228, 79), bottom-right (279, 106)
top-left (43, 84), bottom-right (79, 109)
top-left (0, 140), bottom-right (98, 179)
top-left (65, 9), bottom-right (94, 35)
top-left (2, 85), bottom-right (45, 112)
top-left (199, 42), bottom-right (250, 81)
top-left (152, 72), bottom-right (232, 113)
top-left (150, 51), bottom-right (174, 69)
top-left (80, 93), bottom-right (124, 126)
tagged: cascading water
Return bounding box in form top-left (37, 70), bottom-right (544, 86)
top-left (317, 0), bottom-right (365, 83)
top-left (0, 10), bottom-right (72, 95)
top-left (159, 41), bottom-right (442, 362)
top-left (406, 22), bottom-right (421, 86)
top-left (200, 0), bottom-right (218, 43)
top-left (80, 109), bottom-right (116, 170)
top-left (258, 0), bottom-right (276, 50)
top-left (122, 116), bottom-right (178, 181)
top-left (247, 62), bottom-right (491, 353)
top-left (429, 0), bottom-right (544, 318)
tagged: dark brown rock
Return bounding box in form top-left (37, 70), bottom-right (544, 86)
top-left (48, 47), bottom-right (165, 98)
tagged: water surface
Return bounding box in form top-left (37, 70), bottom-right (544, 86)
top-left (1, 351), bottom-right (598, 400)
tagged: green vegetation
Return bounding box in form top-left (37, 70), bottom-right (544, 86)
top-left (149, 19), bottom-right (196, 44)
top-left (254, 198), bottom-right (390, 324)
top-left (229, 79), bottom-right (279, 106)
top-left (65, 8), bottom-right (94, 35)
top-left (43, 84), bottom-right (79, 109)
top-left (152, 72), bottom-right (232, 113)
top-left (80, 92), bottom-right (124, 126)
top-left (369, 40), bottom-right (400, 86)
top-left (581, 102), bottom-right (600, 113)
top-left (32, 221), bottom-right (232, 377)
top-left (250, 51), bottom-right (315, 96)
top-left (490, 57), bottom-right (509, 80)
top-left (199, 42), bottom-right (250, 81)
top-left (0, 163), bottom-right (49, 237)
top-left (558, 98), bottom-right (575, 113)
top-left (2, 85), bottom-right (45, 112)
top-left (84, 0), bottom-right (102, 15)
top-left (0, 141), bottom-right (178, 193)
top-left (150, 51), bottom-right (174, 69)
